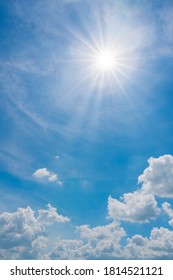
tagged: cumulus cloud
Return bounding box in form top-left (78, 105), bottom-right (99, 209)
top-left (49, 222), bottom-right (126, 259)
top-left (107, 155), bottom-right (173, 224)
top-left (2, 154), bottom-right (173, 260)
top-left (36, 153), bottom-right (173, 260)
top-left (38, 203), bottom-right (70, 224)
top-left (108, 191), bottom-right (160, 223)
top-left (125, 227), bottom-right (173, 259)
top-left (162, 202), bottom-right (173, 227)
top-left (33, 168), bottom-right (62, 185)
top-left (0, 204), bottom-right (70, 259)
top-left (78, 221), bottom-right (125, 243)
top-left (48, 239), bottom-right (85, 259)
top-left (78, 222), bottom-right (126, 258)
top-left (138, 155), bottom-right (173, 198)
top-left (33, 168), bottom-right (56, 181)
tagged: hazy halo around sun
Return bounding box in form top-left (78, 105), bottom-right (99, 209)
top-left (68, 28), bottom-right (140, 92)
top-left (95, 49), bottom-right (115, 71)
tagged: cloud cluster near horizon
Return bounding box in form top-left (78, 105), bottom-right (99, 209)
top-left (0, 204), bottom-right (70, 259)
top-left (1, 154), bottom-right (173, 259)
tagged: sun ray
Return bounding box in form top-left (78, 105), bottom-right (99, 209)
top-left (64, 16), bottom-right (145, 98)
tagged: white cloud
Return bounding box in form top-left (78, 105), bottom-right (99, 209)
top-left (77, 221), bottom-right (126, 259)
top-left (78, 221), bottom-right (125, 243)
top-left (108, 191), bottom-right (160, 223)
top-left (3, 153), bottom-right (173, 260)
top-left (54, 155), bottom-right (60, 159)
top-left (49, 222), bottom-right (126, 259)
top-left (33, 168), bottom-right (62, 184)
top-left (38, 203), bottom-right (70, 224)
top-left (125, 227), bottom-right (173, 259)
top-left (33, 168), bottom-right (50, 179)
top-left (139, 155), bottom-right (173, 197)
top-left (162, 202), bottom-right (173, 226)
top-left (0, 204), bottom-right (70, 259)
top-left (48, 173), bottom-right (58, 182)
top-left (108, 154), bottom-right (173, 223)
top-left (48, 239), bottom-right (85, 259)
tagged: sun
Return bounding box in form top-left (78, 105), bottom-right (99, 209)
top-left (95, 50), bottom-right (115, 71)
top-left (69, 31), bottom-right (138, 92)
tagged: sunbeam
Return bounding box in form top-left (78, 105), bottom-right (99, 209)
top-left (68, 28), bottom-right (141, 94)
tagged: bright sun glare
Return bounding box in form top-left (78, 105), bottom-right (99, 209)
top-left (95, 50), bottom-right (115, 71)
top-left (70, 33), bottom-right (137, 91)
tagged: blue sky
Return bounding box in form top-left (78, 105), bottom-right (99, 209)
top-left (1, 0), bottom-right (173, 259)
